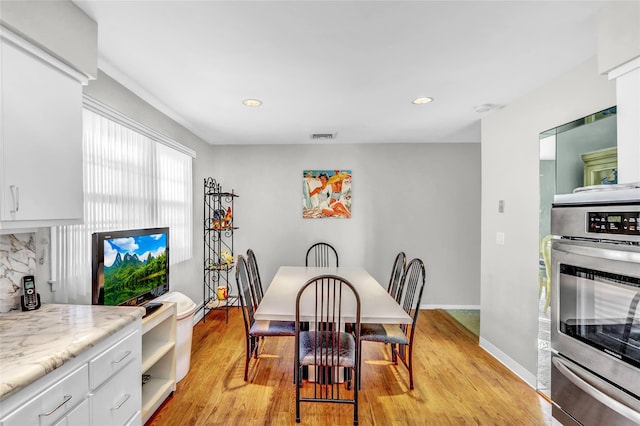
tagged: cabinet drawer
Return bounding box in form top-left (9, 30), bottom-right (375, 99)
top-left (90, 359), bottom-right (141, 426)
top-left (89, 330), bottom-right (140, 390)
top-left (51, 397), bottom-right (90, 426)
top-left (124, 410), bottom-right (141, 426)
top-left (0, 364), bottom-right (89, 426)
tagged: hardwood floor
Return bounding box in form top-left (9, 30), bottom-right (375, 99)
top-left (146, 308), bottom-right (550, 425)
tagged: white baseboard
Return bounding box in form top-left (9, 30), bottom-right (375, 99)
top-left (421, 304), bottom-right (481, 310)
top-left (479, 337), bottom-right (537, 388)
top-left (192, 299), bottom-right (240, 325)
top-left (193, 304), bottom-right (204, 324)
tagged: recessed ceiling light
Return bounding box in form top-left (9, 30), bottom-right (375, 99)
top-left (242, 99), bottom-right (262, 107)
top-left (412, 97), bottom-right (433, 105)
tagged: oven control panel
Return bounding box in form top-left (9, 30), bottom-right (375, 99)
top-left (588, 211), bottom-right (640, 235)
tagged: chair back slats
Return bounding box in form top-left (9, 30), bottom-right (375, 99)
top-left (399, 258), bottom-right (426, 335)
top-left (304, 277), bottom-right (353, 338)
top-left (305, 242), bottom-right (339, 267)
top-left (387, 251), bottom-right (406, 302)
top-left (235, 255), bottom-right (256, 330)
top-left (246, 248), bottom-right (264, 306)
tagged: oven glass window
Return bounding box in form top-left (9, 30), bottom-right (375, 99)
top-left (558, 264), bottom-right (640, 368)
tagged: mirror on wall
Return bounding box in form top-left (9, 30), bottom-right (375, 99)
top-left (536, 106), bottom-right (617, 396)
top-left (539, 106), bottom-right (617, 237)
top-left (541, 106), bottom-right (617, 192)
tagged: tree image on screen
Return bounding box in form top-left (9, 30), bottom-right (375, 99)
top-left (103, 233), bottom-right (167, 306)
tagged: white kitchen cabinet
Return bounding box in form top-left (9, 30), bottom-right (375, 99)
top-left (89, 329), bottom-right (142, 426)
top-left (141, 302), bottom-right (177, 424)
top-left (0, 319), bottom-right (141, 426)
top-left (0, 365), bottom-right (89, 426)
top-left (0, 28), bottom-right (86, 231)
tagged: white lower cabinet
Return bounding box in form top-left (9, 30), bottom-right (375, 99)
top-left (0, 320), bottom-right (142, 426)
top-left (1, 365), bottom-right (89, 426)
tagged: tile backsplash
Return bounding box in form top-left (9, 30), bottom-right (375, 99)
top-left (0, 233), bottom-right (36, 312)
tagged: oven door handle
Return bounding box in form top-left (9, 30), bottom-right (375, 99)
top-left (553, 241), bottom-right (640, 264)
top-left (552, 356), bottom-right (640, 423)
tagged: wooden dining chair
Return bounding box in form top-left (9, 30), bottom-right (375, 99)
top-left (387, 251), bottom-right (407, 302)
top-left (359, 258), bottom-right (426, 390)
top-left (235, 255), bottom-right (295, 381)
top-left (295, 274), bottom-right (360, 425)
top-left (305, 242), bottom-right (339, 267)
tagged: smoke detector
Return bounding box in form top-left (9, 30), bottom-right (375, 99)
top-left (474, 104), bottom-right (504, 114)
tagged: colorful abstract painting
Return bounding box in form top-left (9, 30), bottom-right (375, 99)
top-left (303, 169), bottom-right (352, 219)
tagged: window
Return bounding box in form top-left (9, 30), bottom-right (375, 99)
top-left (53, 98), bottom-right (194, 302)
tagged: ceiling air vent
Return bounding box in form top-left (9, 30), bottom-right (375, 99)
top-left (311, 133), bottom-right (336, 141)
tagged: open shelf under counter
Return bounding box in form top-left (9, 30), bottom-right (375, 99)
top-left (141, 301), bottom-right (176, 424)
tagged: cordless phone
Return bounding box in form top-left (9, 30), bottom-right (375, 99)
top-left (21, 275), bottom-right (41, 311)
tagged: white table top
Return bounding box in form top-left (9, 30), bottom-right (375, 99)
top-left (254, 266), bottom-right (412, 324)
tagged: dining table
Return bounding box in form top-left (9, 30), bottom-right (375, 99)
top-left (254, 266), bottom-right (412, 324)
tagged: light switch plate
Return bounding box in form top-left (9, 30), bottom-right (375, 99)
top-left (496, 232), bottom-right (505, 245)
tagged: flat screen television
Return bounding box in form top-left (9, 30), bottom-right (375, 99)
top-left (91, 227), bottom-right (169, 306)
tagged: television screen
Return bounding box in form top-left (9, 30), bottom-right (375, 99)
top-left (91, 227), bottom-right (169, 306)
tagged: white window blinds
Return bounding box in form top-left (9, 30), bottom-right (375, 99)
top-left (53, 103), bottom-right (193, 302)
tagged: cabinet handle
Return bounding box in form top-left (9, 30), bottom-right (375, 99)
top-left (39, 394), bottom-right (72, 417)
top-left (112, 393), bottom-right (131, 411)
top-left (9, 185), bottom-right (19, 213)
top-left (111, 350), bottom-right (132, 365)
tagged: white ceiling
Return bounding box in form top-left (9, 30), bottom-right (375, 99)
top-left (73, 1), bottom-right (608, 146)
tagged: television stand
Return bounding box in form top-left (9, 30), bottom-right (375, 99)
top-left (141, 302), bottom-right (176, 423)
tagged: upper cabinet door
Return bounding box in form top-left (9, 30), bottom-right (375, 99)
top-left (0, 34), bottom-right (84, 228)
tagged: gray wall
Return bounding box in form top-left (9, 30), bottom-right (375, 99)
top-left (209, 143), bottom-right (481, 308)
top-left (481, 57), bottom-right (616, 385)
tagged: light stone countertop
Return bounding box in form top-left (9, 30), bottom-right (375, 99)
top-left (0, 303), bottom-right (145, 400)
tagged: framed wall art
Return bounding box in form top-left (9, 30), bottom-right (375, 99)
top-left (302, 169), bottom-right (352, 219)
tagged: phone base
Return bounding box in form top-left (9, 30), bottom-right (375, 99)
top-left (21, 294), bottom-right (41, 311)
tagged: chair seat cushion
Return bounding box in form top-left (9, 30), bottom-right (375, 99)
top-left (299, 331), bottom-right (356, 367)
top-left (360, 323), bottom-right (409, 345)
top-left (250, 320), bottom-right (296, 336)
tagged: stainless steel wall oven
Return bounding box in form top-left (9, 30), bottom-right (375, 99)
top-left (551, 186), bottom-right (640, 426)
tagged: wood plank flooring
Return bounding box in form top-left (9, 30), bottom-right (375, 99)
top-left (146, 308), bottom-right (550, 425)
